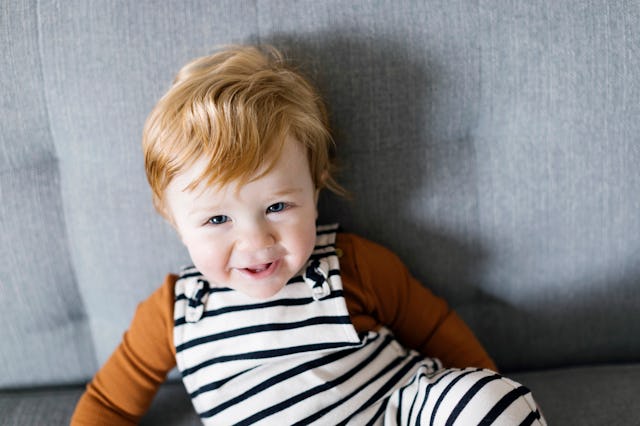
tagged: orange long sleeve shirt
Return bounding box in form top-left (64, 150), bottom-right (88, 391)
top-left (72, 233), bottom-right (496, 425)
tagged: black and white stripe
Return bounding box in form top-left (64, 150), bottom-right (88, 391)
top-left (173, 224), bottom-right (546, 425)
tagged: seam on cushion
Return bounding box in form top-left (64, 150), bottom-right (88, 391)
top-left (34, 0), bottom-right (59, 169)
top-left (34, 0), bottom-right (99, 376)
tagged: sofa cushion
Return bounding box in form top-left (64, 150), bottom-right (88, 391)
top-left (0, 0), bottom-right (96, 388)
top-left (512, 363), bottom-right (640, 425)
top-left (255, 0), bottom-right (640, 372)
top-left (0, 387), bottom-right (86, 426)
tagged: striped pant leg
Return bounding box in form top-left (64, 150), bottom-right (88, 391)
top-left (385, 367), bottom-right (546, 426)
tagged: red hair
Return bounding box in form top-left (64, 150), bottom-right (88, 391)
top-left (142, 45), bottom-right (345, 218)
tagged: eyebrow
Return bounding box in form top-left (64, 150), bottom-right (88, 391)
top-left (272, 187), bottom-right (304, 197)
top-left (187, 206), bottom-right (221, 219)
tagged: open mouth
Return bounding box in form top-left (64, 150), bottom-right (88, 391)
top-left (246, 263), bottom-right (272, 273)
top-left (239, 260), bottom-right (279, 278)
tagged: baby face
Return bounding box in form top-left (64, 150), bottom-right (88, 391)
top-left (165, 137), bottom-right (319, 299)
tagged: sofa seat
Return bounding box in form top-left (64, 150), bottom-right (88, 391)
top-left (5, 363), bottom-right (633, 425)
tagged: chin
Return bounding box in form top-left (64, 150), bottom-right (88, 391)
top-left (241, 285), bottom-right (285, 300)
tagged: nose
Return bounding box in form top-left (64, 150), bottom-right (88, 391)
top-left (236, 219), bottom-right (276, 251)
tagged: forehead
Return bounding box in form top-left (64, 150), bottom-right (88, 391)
top-left (166, 137), bottom-right (311, 200)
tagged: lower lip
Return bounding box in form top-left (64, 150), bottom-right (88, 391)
top-left (238, 260), bottom-right (280, 280)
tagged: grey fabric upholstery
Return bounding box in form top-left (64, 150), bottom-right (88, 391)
top-left (1, 0), bottom-right (96, 388)
top-left (0, 387), bottom-right (84, 426)
top-left (1, 0), bottom-right (638, 424)
top-left (512, 364), bottom-right (640, 426)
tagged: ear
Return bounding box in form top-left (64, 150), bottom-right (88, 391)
top-left (313, 188), bottom-right (321, 220)
top-left (316, 170), bottom-right (331, 201)
top-left (314, 171), bottom-right (330, 218)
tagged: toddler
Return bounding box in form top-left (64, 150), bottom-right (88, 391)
top-left (72, 45), bottom-right (545, 425)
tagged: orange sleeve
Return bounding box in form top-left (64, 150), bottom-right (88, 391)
top-left (338, 233), bottom-right (497, 371)
top-left (71, 275), bottom-right (178, 425)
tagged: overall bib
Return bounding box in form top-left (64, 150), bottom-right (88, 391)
top-left (173, 224), bottom-right (544, 425)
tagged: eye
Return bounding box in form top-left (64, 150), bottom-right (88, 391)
top-left (207, 215), bottom-right (229, 225)
top-left (267, 202), bottom-right (288, 213)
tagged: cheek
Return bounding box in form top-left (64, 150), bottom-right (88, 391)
top-left (295, 219), bottom-right (319, 260)
top-left (184, 237), bottom-right (229, 278)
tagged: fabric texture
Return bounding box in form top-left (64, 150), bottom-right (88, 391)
top-left (0, 387), bottom-right (85, 426)
top-left (512, 364), bottom-right (640, 426)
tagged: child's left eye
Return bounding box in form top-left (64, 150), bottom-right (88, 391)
top-left (267, 202), bottom-right (288, 213)
top-left (207, 215), bottom-right (229, 225)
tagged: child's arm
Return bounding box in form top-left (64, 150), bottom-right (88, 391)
top-left (338, 233), bottom-right (497, 371)
top-left (71, 275), bottom-right (178, 425)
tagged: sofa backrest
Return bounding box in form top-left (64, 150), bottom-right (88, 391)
top-left (2, 0), bottom-right (639, 389)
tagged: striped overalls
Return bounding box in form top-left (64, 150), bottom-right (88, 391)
top-left (173, 225), bottom-right (545, 425)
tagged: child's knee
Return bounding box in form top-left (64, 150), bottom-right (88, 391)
top-left (436, 368), bottom-right (546, 426)
top-left (388, 367), bottom-right (545, 425)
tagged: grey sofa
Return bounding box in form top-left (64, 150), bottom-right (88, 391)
top-left (2, 1), bottom-right (639, 425)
